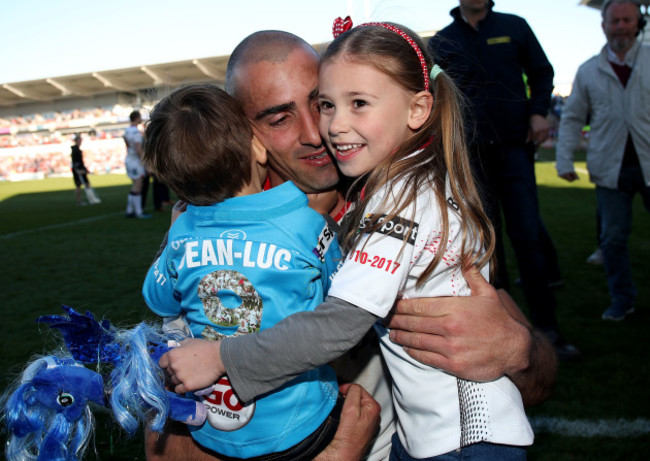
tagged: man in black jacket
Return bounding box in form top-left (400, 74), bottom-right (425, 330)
top-left (429, 0), bottom-right (581, 360)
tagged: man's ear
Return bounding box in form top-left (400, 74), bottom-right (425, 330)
top-left (408, 91), bottom-right (434, 131)
top-left (251, 135), bottom-right (267, 165)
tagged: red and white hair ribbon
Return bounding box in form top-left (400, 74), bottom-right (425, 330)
top-left (332, 16), bottom-right (353, 38)
top-left (330, 16), bottom-right (430, 92)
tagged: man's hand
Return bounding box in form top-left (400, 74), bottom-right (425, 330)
top-left (527, 113), bottom-right (550, 145)
top-left (159, 338), bottom-right (225, 394)
top-left (388, 266), bottom-right (531, 382)
top-left (145, 383), bottom-right (381, 461)
top-left (315, 383), bottom-right (381, 461)
top-left (388, 266), bottom-right (556, 405)
top-left (559, 172), bottom-right (579, 182)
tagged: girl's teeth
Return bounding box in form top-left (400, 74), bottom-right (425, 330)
top-left (338, 144), bottom-right (362, 151)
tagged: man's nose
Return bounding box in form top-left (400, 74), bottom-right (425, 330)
top-left (299, 107), bottom-right (322, 146)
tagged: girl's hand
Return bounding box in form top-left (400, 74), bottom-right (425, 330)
top-left (159, 338), bottom-right (225, 394)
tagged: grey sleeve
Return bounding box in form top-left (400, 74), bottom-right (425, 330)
top-left (221, 296), bottom-right (377, 403)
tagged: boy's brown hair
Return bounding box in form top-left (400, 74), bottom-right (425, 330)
top-left (143, 84), bottom-right (254, 206)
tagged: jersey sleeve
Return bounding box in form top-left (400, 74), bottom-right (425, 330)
top-left (222, 296), bottom-right (376, 402)
top-left (328, 192), bottom-right (424, 318)
top-left (142, 247), bottom-right (182, 318)
top-left (273, 207), bottom-right (343, 297)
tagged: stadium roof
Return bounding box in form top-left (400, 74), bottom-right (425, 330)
top-left (5, 0), bottom-right (650, 110)
top-left (1, 31), bottom-right (440, 113)
top-left (0, 55), bottom-right (231, 109)
top-left (582, 0), bottom-right (650, 7)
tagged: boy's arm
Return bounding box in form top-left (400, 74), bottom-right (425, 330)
top-left (162, 298), bottom-right (376, 400)
top-left (151, 202), bottom-right (186, 264)
top-left (143, 242), bottom-right (184, 319)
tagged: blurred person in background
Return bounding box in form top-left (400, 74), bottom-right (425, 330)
top-left (70, 133), bottom-right (100, 205)
top-left (428, 0), bottom-right (581, 361)
top-left (123, 110), bottom-right (151, 218)
top-left (555, 0), bottom-right (649, 321)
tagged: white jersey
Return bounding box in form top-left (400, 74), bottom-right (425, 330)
top-left (123, 125), bottom-right (145, 179)
top-left (328, 175), bottom-right (534, 458)
top-left (123, 125), bottom-right (143, 160)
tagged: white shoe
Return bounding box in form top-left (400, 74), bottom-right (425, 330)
top-left (586, 248), bottom-right (603, 265)
top-left (85, 188), bottom-right (101, 204)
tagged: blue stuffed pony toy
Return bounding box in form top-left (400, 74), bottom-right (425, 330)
top-left (2, 305), bottom-right (207, 461)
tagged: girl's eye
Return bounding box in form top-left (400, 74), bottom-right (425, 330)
top-left (319, 101), bottom-right (333, 110)
top-left (353, 99), bottom-right (367, 108)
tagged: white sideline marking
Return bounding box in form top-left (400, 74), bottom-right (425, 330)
top-left (575, 167), bottom-right (589, 176)
top-left (530, 416), bottom-right (650, 437)
top-left (0, 212), bottom-right (123, 239)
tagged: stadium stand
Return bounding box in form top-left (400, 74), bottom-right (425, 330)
top-left (1, 2), bottom-right (647, 181)
top-left (0, 54), bottom-right (235, 181)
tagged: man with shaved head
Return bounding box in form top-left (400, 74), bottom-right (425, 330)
top-left (146, 30), bottom-right (557, 461)
top-left (225, 31), bottom-right (345, 214)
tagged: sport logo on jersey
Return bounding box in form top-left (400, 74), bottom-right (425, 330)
top-left (312, 224), bottom-right (335, 262)
top-left (360, 214), bottom-right (419, 245)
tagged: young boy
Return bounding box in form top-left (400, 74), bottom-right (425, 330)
top-left (141, 84), bottom-right (342, 460)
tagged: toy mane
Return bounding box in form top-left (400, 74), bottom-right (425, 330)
top-left (3, 306), bottom-right (206, 461)
top-left (3, 355), bottom-right (103, 461)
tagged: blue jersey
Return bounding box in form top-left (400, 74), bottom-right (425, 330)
top-left (143, 182), bottom-right (341, 458)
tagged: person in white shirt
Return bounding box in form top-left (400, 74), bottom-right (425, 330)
top-left (123, 110), bottom-right (151, 218)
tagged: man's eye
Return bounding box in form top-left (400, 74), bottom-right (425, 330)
top-left (269, 116), bottom-right (288, 127)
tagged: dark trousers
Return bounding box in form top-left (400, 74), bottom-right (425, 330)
top-left (142, 173), bottom-right (171, 210)
top-left (471, 142), bottom-right (561, 331)
top-left (596, 164), bottom-right (650, 311)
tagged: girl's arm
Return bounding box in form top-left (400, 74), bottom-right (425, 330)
top-left (161, 297), bottom-right (377, 401)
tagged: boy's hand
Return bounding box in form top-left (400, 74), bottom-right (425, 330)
top-left (159, 338), bottom-right (225, 394)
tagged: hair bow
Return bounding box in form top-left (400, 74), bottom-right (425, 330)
top-left (332, 16), bottom-right (353, 38)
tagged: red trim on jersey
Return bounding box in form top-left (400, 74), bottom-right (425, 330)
top-left (332, 201), bottom-right (351, 224)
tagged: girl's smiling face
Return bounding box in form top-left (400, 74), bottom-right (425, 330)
top-left (318, 57), bottom-right (418, 178)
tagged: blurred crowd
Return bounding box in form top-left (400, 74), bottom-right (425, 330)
top-left (0, 106), bottom-right (137, 146)
top-left (0, 105), bottom-right (149, 181)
